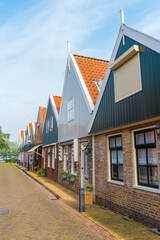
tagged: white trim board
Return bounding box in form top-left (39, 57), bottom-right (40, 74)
top-left (88, 24), bottom-right (160, 133)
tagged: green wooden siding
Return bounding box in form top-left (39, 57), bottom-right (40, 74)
top-left (90, 36), bottom-right (160, 134)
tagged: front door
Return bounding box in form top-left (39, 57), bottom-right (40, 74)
top-left (81, 143), bottom-right (89, 187)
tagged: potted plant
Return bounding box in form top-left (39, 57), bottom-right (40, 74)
top-left (61, 171), bottom-right (67, 179)
top-left (32, 160), bottom-right (38, 171)
top-left (68, 174), bottom-right (76, 182)
top-left (84, 183), bottom-right (93, 192)
top-left (83, 184), bottom-right (93, 205)
top-left (38, 168), bottom-right (46, 177)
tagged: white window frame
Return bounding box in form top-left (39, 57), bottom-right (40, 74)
top-left (50, 117), bottom-right (53, 131)
top-left (107, 133), bottom-right (124, 186)
top-left (48, 152), bottom-right (51, 168)
top-left (46, 119), bottom-right (49, 133)
top-left (52, 145), bottom-right (56, 169)
top-left (71, 145), bottom-right (77, 175)
top-left (68, 97), bottom-right (74, 122)
top-left (132, 125), bottom-right (160, 194)
top-left (64, 146), bottom-right (69, 171)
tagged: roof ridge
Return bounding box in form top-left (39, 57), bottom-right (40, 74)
top-left (73, 53), bottom-right (109, 62)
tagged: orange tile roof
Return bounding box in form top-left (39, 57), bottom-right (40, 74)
top-left (28, 123), bottom-right (32, 134)
top-left (34, 122), bottom-right (37, 128)
top-left (73, 54), bottom-right (109, 105)
top-left (40, 107), bottom-right (47, 126)
top-left (20, 131), bottom-right (24, 140)
top-left (53, 96), bottom-right (62, 114)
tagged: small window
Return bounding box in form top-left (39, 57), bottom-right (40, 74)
top-left (68, 97), bottom-right (74, 122)
top-left (52, 146), bottom-right (56, 169)
top-left (109, 135), bottom-right (123, 181)
top-left (71, 145), bottom-right (77, 174)
top-left (64, 146), bottom-right (69, 171)
top-left (135, 129), bottom-right (158, 188)
top-left (48, 154), bottom-right (51, 168)
top-left (46, 119), bottom-right (49, 133)
top-left (50, 117), bottom-right (53, 131)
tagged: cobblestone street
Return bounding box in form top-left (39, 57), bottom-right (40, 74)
top-left (0, 164), bottom-right (113, 240)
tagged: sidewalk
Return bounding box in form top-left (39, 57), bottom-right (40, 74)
top-left (17, 165), bottom-right (159, 240)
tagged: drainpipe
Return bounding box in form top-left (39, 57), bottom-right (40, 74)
top-left (92, 135), bottom-right (95, 202)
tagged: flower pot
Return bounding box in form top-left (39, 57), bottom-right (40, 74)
top-left (70, 178), bottom-right (75, 183)
top-left (85, 188), bottom-right (92, 192)
top-left (41, 173), bottom-right (46, 177)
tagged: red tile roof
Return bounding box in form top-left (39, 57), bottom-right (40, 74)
top-left (53, 96), bottom-right (62, 114)
top-left (73, 54), bottom-right (109, 105)
top-left (28, 123), bottom-right (32, 134)
top-left (20, 131), bottom-right (24, 140)
top-left (40, 107), bottom-right (47, 126)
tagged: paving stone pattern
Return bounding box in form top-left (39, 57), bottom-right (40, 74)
top-left (0, 164), bottom-right (114, 240)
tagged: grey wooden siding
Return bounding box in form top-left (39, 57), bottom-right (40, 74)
top-left (58, 60), bottom-right (91, 142)
top-left (90, 36), bottom-right (160, 134)
top-left (43, 100), bottom-right (58, 146)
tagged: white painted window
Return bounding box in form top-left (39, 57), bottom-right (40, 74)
top-left (46, 119), bottom-right (49, 133)
top-left (71, 145), bottom-right (77, 174)
top-left (68, 97), bottom-right (74, 122)
top-left (64, 146), bottom-right (69, 171)
top-left (50, 117), bottom-right (53, 131)
top-left (52, 146), bottom-right (56, 169)
top-left (48, 149), bottom-right (51, 168)
top-left (58, 145), bottom-right (62, 161)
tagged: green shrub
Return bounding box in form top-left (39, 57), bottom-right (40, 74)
top-left (61, 171), bottom-right (67, 176)
top-left (83, 183), bottom-right (93, 189)
top-left (68, 174), bottom-right (76, 179)
top-left (38, 168), bottom-right (46, 176)
top-left (32, 160), bottom-right (38, 167)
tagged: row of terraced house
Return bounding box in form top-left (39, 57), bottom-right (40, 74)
top-left (18, 21), bottom-right (160, 228)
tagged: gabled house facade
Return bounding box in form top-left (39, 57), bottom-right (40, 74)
top-left (34, 107), bottom-right (47, 170)
top-left (27, 122), bottom-right (36, 170)
top-left (58, 52), bottom-right (108, 193)
top-left (18, 130), bottom-right (25, 164)
top-left (23, 123), bottom-right (32, 168)
top-left (89, 24), bottom-right (160, 227)
top-left (42, 95), bottom-right (61, 181)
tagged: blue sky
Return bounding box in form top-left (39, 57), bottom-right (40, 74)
top-left (0, 0), bottom-right (160, 142)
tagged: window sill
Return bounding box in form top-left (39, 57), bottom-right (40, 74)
top-left (107, 180), bottom-right (124, 186)
top-left (133, 185), bottom-right (160, 194)
top-left (52, 168), bottom-right (55, 170)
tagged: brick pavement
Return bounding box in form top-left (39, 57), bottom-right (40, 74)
top-left (0, 164), bottom-right (116, 240)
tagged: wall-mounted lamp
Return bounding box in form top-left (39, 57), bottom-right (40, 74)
top-left (84, 145), bottom-right (91, 155)
top-left (154, 124), bottom-right (160, 137)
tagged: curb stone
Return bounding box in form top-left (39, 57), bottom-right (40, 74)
top-left (16, 165), bottom-right (61, 199)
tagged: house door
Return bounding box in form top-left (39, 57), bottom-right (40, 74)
top-left (81, 143), bottom-right (89, 187)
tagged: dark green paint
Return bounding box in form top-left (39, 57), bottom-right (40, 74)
top-left (42, 99), bottom-right (58, 146)
top-left (90, 36), bottom-right (160, 134)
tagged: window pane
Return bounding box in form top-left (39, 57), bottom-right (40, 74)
top-left (118, 165), bottom-right (123, 180)
top-left (145, 131), bottom-right (155, 144)
top-left (149, 167), bottom-right (158, 186)
top-left (118, 150), bottom-right (123, 164)
top-left (148, 148), bottom-right (157, 165)
top-left (136, 133), bottom-right (144, 145)
top-left (138, 149), bottom-right (146, 165)
top-left (111, 151), bottom-right (117, 163)
top-left (110, 138), bottom-right (115, 148)
top-left (116, 136), bottom-right (122, 147)
top-left (112, 165), bottom-right (118, 178)
top-left (138, 166), bottom-right (147, 184)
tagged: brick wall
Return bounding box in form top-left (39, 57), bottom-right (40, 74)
top-left (58, 136), bottom-right (92, 194)
top-left (94, 123), bottom-right (160, 228)
top-left (45, 145), bottom-right (58, 182)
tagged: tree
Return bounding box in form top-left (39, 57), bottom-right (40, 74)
top-left (0, 126), bottom-right (10, 150)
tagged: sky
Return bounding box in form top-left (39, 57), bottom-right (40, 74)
top-left (0, 0), bottom-right (160, 142)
